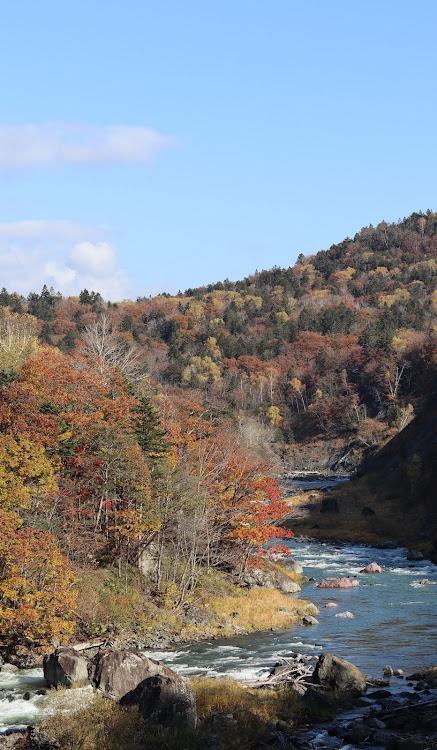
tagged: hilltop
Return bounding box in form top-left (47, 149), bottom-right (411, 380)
top-left (2, 209), bottom-right (436, 468)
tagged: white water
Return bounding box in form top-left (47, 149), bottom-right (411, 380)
top-left (1, 510), bottom-right (436, 731)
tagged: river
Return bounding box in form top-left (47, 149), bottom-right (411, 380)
top-left (1, 479), bottom-right (437, 734)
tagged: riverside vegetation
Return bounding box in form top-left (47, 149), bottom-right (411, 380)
top-left (0, 210), bottom-right (436, 745)
top-left (1, 209), bottom-right (436, 654)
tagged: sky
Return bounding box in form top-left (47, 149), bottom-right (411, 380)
top-left (1, 0), bottom-right (437, 301)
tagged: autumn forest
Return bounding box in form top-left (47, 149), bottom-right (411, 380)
top-left (1, 210), bottom-right (437, 658)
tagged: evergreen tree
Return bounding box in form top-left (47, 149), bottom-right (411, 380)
top-left (132, 396), bottom-right (171, 468)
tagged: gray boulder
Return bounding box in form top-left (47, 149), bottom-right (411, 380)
top-left (313, 652), bottom-right (367, 694)
top-left (302, 615), bottom-right (319, 626)
top-left (120, 669), bottom-right (197, 729)
top-left (240, 562), bottom-right (301, 593)
top-left (43, 647), bottom-right (89, 688)
top-left (89, 649), bottom-right (163, 700)
top-left (280, 558), bottom-right (303, 575)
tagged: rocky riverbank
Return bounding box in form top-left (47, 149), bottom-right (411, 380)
top-left (1, 646), bottom-right (436, 750)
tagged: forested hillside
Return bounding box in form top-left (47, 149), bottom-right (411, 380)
top-left (3, 210), bottom-right (437, 464)
top-left (1, 210), bottom-right (436, 658)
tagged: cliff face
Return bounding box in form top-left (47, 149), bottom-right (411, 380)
top-left (287, 396), bottom-right (437, 560)
top-left (357, 395), bottom-right (437, 517)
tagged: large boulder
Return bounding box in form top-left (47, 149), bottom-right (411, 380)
top-left (317, 577), bottom-right (359, 589)
top-left (89, 650), bottom-right (163, 700)
top-left (120, 668), bottom-right (197, 730)
top-left (313, 652), bottom-right (367, 694)
top-left (43, 647), bottom-right (89, 688)
top-left (280, 558), bottom-right (303, 575)
top-left (360, 562), bottom-right (383, 573)
top-left (240, 562), bottom-right (301, 593)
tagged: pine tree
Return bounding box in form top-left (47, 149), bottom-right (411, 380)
top-left (132, 396), bottom-right (171, 467)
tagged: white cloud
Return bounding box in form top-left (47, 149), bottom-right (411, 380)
top-left (0, 220), bottom-right (106, 242)
top-left (0, 220), bottom-right (133, 300)
top-left (70, 241), bottom-right (117, 276)
top-left (0, 124), bottom-right (176, 169)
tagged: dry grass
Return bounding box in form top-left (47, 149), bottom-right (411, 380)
top-left (35, 678), bottom-right (309, 750)
top-left (283, 490), bottom-right (315, 508)
top-left (74, 564), bottom-right (311, 647)
top-left (192, 676), bottom-right (302, 747)
top-left (289, 475), bottom-right (435, 555)
top-left (206, 588), bottom-right (309, 634)
top-left (39, 691), bottom-right (148, 750)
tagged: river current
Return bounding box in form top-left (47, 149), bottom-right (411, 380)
top-left (1, 479), bottom-right (436, 733)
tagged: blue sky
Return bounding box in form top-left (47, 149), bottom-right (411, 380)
top-left (1, 0), bottom-right (437, 300)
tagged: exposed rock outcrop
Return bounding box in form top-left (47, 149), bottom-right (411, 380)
top-left (43, 647), bottom-right (89, 688)
top-left (240, 561), bottom-right (301, 593)
top-left (89, 649), bottom-right (163, 700)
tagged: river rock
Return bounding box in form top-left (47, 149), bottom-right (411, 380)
top-left (313, 652), bottom-right (367, 694)
top-left (89, 649), bottom-right (164, 700)
top-left (317, 577), bottom-right (359, 589)
top-left (344, 721), bottom-right (371, 744)
top-left (120, 669), bottom-right (197, 729)
top-left (360, 562), bottom-right (383, 573)
top-left (43, 647), bottom-right (89, 688)
top-left (302, 615), bottom-right (319, 626)
top-left (280, 558), bottom-right (303, 575)
top-left (240, 563), bottom-right (301, 593)
top-left (0, 663), bottom-right (19, 673)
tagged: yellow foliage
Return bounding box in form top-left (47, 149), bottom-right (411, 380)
top-left (391, 328), bottom-right (423, 353)
top-left (333, 267), bottom-right (356, 283)
top-left (0, 435), bottom-right (57, 511)
top-left (186, 301), bottom-right (205, 321)
top-left (370, 266), bottom-right (389, 276)
top-left (244, 295), bottom-right (263, 309)
top-left (379, 288), bottom-right (410, 307)
top-left (0, 310), bottom-right (39, 371)
top-left (0, 509), bottom-right (77, 645)
top-left (206, 336), bottom-right (221, 360)
top-left (275, 310), bottom-right (289, 323)
top-left (267, 405), bottom-right (282, 426)
top-left (182, 356), bottom-right (221, 384)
